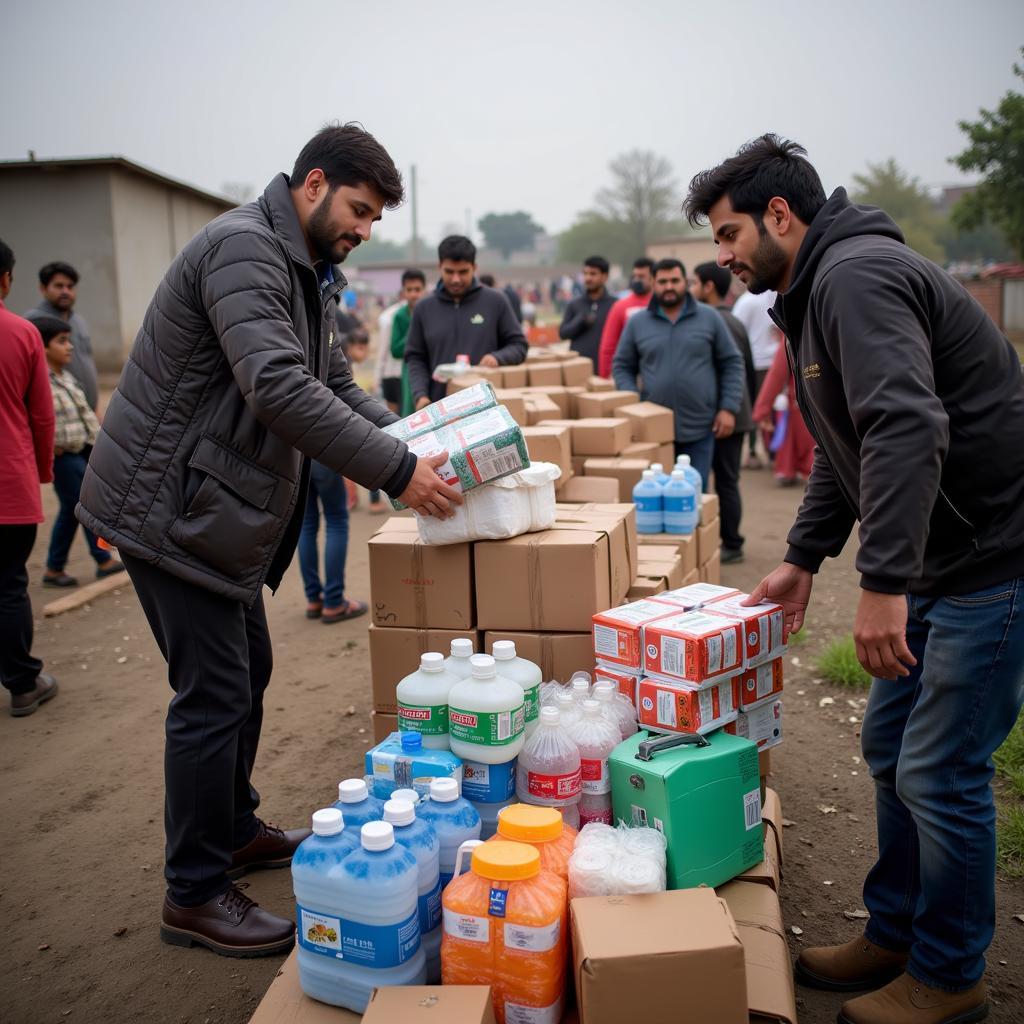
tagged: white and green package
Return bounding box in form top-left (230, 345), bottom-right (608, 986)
top-left (382, 381), bottom-right (498, 443)
top-left (392, 404), bottom-right (531, 509)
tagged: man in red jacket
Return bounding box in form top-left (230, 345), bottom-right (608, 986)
top-left (597, 256), bottom-right (655, 377)
top-left (0, 238), bottom-right (59, 717)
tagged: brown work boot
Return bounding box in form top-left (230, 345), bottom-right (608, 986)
top-left (795, 933), bottom-right (909, 991)
top-left (228, 819), bottom-right (311, 879)
top-left (839, 972), bottom-right (988, 1024)
top-left (10, 674), bottom-right (59, 718)
top-left (160, 883), bottom-right (294, 958)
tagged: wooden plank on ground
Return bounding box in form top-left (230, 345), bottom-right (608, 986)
top-left (42, 572), bottom-right (134, 617)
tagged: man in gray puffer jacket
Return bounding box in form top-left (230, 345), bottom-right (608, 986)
top-left (77, 124), bottom-right (460, 957)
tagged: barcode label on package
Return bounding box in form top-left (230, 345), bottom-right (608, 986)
top-left (496, 711), bottom-right (511, 741)
top-left (504, 999), bottom-right (563, 1024)
top-left (631, 804), bottom-right (649, 827)
top-left (743, 788), bottom-right (762, 831)
top-left (656, 689), bottom-right (677, 727)
top-left (593, 624), bottom-right (618, 657)
top-left (468, 441), bottom-right (523, 483)
top-left (504, 919), bottom-right (560, 953)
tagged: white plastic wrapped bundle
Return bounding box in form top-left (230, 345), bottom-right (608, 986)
top-left (415, 461), bottom-right (562, 545)
top-left (539, 680), bottom-right (565, 707)
top-left (609, 853), bottom-right (665, 894)
top-left (619, 825), bottom-right (668, 869)
top-left (574, 822), bottom-right (621, 854)
top-left (568, 846), bottom-right (616, 900)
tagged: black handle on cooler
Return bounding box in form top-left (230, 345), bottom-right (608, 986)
top-left (635, 731), bottom-right (710, 761)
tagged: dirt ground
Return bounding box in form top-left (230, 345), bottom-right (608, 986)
top-left (3, 466), bottom-right (1023, 1024)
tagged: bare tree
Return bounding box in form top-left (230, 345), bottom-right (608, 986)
top-left (596, 150), bottom-right (677, 257)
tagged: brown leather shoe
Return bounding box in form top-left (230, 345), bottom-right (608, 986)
top-left (10, 674), bottom-right (59, 718)
top-left (228, 819), bottom-right (312, 879)
top-left (795, 933), bottom-right (909, 992)
top-left (160, 884), bottom-right (294, 958)
top-left (838, 972), bottom-right (988, 1024)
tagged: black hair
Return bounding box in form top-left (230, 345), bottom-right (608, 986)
top-left (683, 134), bottom-right (827, 228)
top-left (0, 238), bottom-right (13, 278)
top-left (30, 314), bottom-right (72, 345)
top-left (438, 235), bottom-right (476, 264)
top-left (291, 122), bottom-right (404, 210)
top-left (479, 274), bottom-right (496, 287)
top-left (39, 261), bottom-right (79, 286)
top-left (694, 261), bottom-right (732, 299)
top-left (632, 257), bottom-right (655, 272)
top-left (583, 256), bottom-right (610, 274)
top-left (653, 258), bottom-right (686, 277)
top-left (401, 268), bottom-right (426, 286)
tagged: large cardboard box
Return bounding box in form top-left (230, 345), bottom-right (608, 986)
top-left (556, 476), bottom-right (620, 503)
top-left (522, 425), bottom-right (572, 483)
top-left (700, 550), bottom-right (721, 585)
top-left (655, 442), bottom-right (675, 468)
top-left (565, 386), bottom-right (588, 418)
top-left (554, 503), bottom-right (638, 599)
top-left (574, 390), bottom-right (640, 418)
top-left (627, 575), bottom-right (668, 600)
top-left (500, 365), bottom-right (529, 389)
top-left (701, 491), bottom-right (720, 524)
top-left (492, 389), bottom-right (527, 426)
top-left (642, 609), bottom-right (744, 685)
top-left (368, 529), bottom-right (474, 629)
top-left (616, 401), bottom-right (675, 444)
top-left (571, 454), bottom-right (589, 477)
top-left (518, 385), bottom-right (573, 417)
top-left (523, 393), bottom-right (562, 425)
top-left (587, 375), bottom-right (614, 392)
top-left (620, 440), bottom-right (658, 462)
top-left (581, 457), bottom-right (648, 501)
top-left (681, 567), bottom-right (700, 586)
top-left (734, 787), bottom-right (784, 892)
top-left (369, 624), bottom-right (480, 713)
top-left (247, 949), bottom-right (362, 1023)
top-left (371, 710), bottom-right (398, 744)
top-left (527, 362), bottom-right (563, 387)
top-left (560, 355), bottom-right (594, 386)
top-left (364, 986), bottom-right (497, 1024)
top-left (716, 881), bottom-right (798, 1024)
top-left (698, 517), bottom-right (721, 564)
top-left (631, 530), bottom-right (698, 576)
top-left (571, 889), bottom-right (748, 1024)
top-left (637, 675), bottom-right (739, 734)
top-left (637, 546), bottom-right (684, 588)
top-left (539, 419), bottom-right (631, 457)
top-left (635, 556), bottom-right (684, 590)
top-left (484, 631), bottom-right (594, 681)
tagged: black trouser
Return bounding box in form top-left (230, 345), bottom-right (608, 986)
top-left (712, 432), bottom-right (745, 551)
top-left (0, 524), bottom-right (43, 695)
top-left (123, 553), bottom-right (272, 906)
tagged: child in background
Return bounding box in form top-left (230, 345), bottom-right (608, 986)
top-left (751, 341), bottom-right (814, 486)
top-left (390, 269), bottom-right (427, 417)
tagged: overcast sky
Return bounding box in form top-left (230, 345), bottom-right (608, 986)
top-left (3, 0), bottom-right (1021, 248)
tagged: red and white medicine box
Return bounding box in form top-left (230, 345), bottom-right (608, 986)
top-left (593, 663), bottom-right (642, 705)
top-left (707, 596), bottom-right (786, 668)
top-left (637, 676), bottom-right (739, 735)
top-left (653, 582), bottom-right (740, 612)
top-left (592, 600), bottom-right (677, 670)
top-left (725, 698), bottom-right (783, 749)
top-left (643, 610), bottom-right (744, 685)
top-left (736, 658), bottom-right (784, 708)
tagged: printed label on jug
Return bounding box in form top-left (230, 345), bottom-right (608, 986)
top-left (443, 908), bottom-right (489, 943)
top-left (420, 877), bottom-right (443, 932)
top-left (504, 918), bottom-right (560, 952)
top-left (488, 887), bottom-right (508, 917)
top-left (504, 999), bottom-right (563, 1024)
top-left (297, 905), bottom-right (420, 966)
top-left (397, 700), bottom-right (449, 736)
top-left (297, 907), bottom-right (342, 957)
top-left (743, 788), bottom-right (762, 830)
top-left (523, 684), bottom-right (540, 723)
top-left (462, 759), bottom-right (516, 802)
top-left (449, 704), bottom-right (524, 746)
top-left (579, 758), bottom-right (610, 794)
top-left (527, 767), bottom-right (582, 800)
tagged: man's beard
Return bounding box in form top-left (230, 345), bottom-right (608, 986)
top-left (307, 190), bottom-right (360, 265)
top-left (735, 224), bottom-right (788, 294)
top-left (658, 290), bottom-right (681, 309)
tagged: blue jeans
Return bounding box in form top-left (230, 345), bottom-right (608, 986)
top-left (673, 434), bottom-right (714, 493)
top-left (860, 578), bottom-right (1024, 990)
top-left (297, 462), bottom-right (349, 608)
top-left (47, 449), bottom-right (109, 572)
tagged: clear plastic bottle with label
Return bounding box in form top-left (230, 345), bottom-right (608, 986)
top-left (632, 469), bottom-right (664, 535)
top-left (445, 637), bottom-right (477, 679)
top-left (591, 680), bottom-right (639, 740)
top-left (491, 640), bottom-right (542, 739)
top-left (396, 652), bottom-right (461, 750)
top-left (415, 777), bottom-right (482, 885)
top-left (383, 798), bottom-right (443, 983)
top-left (662, 469), bottom-right (698, 536)
top-left (516, 706), bottom-right (582, 827)
top-left (295, 819), bottom-right (425, 1012)
top-left (447, 654), bottom-right (526, 764)
top-left (674, 453), bottom-right (704, 505)
top-left (567, 700), bottom-right (620, 826)
top-left (552, 690), bottom-right (581, 736)
top-left (332, 778), bottom-right (384, 829)
top-left (569, 671), bottom-right (592, 703)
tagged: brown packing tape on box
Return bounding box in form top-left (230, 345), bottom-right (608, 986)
top-left (587, 375), bottom-right (615, 392)
top-left (492, 389), bottom-right (527, 426)
top-left (700, 550), bottom-right (721, 585)
top-left (581, 457), bottom-right (649, 502)
top-left (484, 631), bottom-right (594, 681)
top-left (716, 880), bottom-right (798, 1024)
top-left (575, 390), bottom-right (640, 418)
top-left (560, 355), bottom-right (594, 386)
top-left (616, 401), bottom-right (676, 444)
top-left (368, 529), bottom-right (474, 630)
top-left (363, 986), bottom-right (497, 1023)
top-left (698, 516), bottom-right (721, 564)
top-left (368, 624), bottom-right (480, 713)
top-left (556, 476), bottom-right (620, 503)
top-left (521, 425), bottom-right (573, 483)
top-left (571, 889), bottom-right (748, 1024)
top-left (629, 530), bottom-right (698, 576)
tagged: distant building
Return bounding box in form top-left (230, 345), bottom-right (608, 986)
top-left (0, 156), bottom-right (234, 371)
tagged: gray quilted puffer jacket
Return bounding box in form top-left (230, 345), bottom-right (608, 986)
top-left (77, 173), bottom-right (412, 605)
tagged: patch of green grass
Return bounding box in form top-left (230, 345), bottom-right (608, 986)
top-left (995, 711), bottom-right (1024, 797)
top-left (816, 635), bottom-right (872, 689)
top-left (996, 710), bottom-right (1024, 875)
top-left (996, 802), bottom-right (1024, 878)
top-left (787, 627), bottom-right (809, 647)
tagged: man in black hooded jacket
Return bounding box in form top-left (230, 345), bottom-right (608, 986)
top-left (685, 135), bottom-right (1024, 1024)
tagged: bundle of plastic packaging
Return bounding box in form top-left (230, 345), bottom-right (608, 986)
top-left (568, 822), bottom-right (667, 897)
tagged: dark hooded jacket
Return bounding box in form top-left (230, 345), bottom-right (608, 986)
top-left (774, 188), bottom-right (1024, 596)
top-left (77, 174), bottom-right (416, 606)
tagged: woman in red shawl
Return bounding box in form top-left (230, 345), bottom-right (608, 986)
top-left (752, 341), bottom-right (815, 485)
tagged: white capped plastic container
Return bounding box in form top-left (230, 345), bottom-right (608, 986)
top-left (567, 700), bottom-right (620, 826)
top-left (663, 470), bottom-right (698, 536)
top-left (592, 680), bottom-right (639, 740)
top-left (674, 454), bottom-right (704, 505)
top-left (333, 778), bottom-right (384, 829)
top-left (396, 652), bottom-right (461, 750)
top-left (445, 637), bottom-right (476, 680)
top-left (633, 469), bottom-right (663, 534)
top-left (415, 777), bottom-right (482, 885)
top-left (446, 654), bottom-right (525, 764)
top-left (516, 706), bottom-right (582, 822)
top-left (569, 672), bottom-right (592, 704)
top-left (491, 640), bottom-right (542, 739)
top-left (553, 690), bottom-right (581, 731)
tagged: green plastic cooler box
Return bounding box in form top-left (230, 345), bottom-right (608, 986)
top-left (609, 729), bottom-right (763, 889)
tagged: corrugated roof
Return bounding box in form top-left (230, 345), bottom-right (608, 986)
top-left (0, 155), bottom-right (236, 210)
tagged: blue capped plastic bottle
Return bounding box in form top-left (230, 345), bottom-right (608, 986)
top-left (333, 778), bottom-right (384, 829)
top-left (383, 798), bottom-right (443, 983)
top-left (415, 777), bottom-right (482, 885)
top-left (663, 469), bottom-right (698, 535)
top-left (633, 469), bottom-right (664, 534)
top-left (674, 454), bottom-right (704, 506)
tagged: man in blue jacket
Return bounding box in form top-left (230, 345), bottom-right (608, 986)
top-left (612, 257), bottom-right (744, 488)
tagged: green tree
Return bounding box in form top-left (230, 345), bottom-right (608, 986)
top-left (477, 211), bottom-right (544, 259)
top-left (557, 212), bottom-right (634, 273)
top-left (850, 158), bottom-right (945, 263)
top-left (345, 236), bottom-right (408, 265)
top-left (950, 49), bottom-right (1024, 259)
top-left (596, 149), bottom-right (677, 257)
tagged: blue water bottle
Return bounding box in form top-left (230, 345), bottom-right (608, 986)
top-left (674, 454), bottom-right (704, 507)
top-left (663, 469), bottom-right (698, 535)
top-left (333, 778), bottom-right (384, 829)
top-left (415, 777), bottom-right (482, 885)
top-left (633, 469), bottom-right (664, 534)
top-left (649, 461), bottom-right (671, 486)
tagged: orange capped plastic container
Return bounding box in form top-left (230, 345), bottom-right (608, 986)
top-left (442, 839), bottom-right (567, 1024)
top-left (486, 804), bottom-right (577, 881)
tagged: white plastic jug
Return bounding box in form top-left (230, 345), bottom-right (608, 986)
top-left (674, 454), bottom-right (704, 504)
top-left (396, 652), bottom-right (461, 750)
top-left (663, 469), bottom-right (698, 535)
top-left (447, 654), bottom-right (526, 764)
top-left (416, 777), bottom-right (482, 885)
top-left (592, 680), bottom-right (639, 740)
top-left (445, 637), bottom-right (477, 680)
top-left (553, 690), bottom-right (581, 731)
top-left (333, 778), bottom-right (384, 829)
top-left (633, 469), bottom-right (663, 535)
top-left (516, 706), bottom-right (582, 824)
top-left (491, 640), bottom-right (542, 739)
top-left (567, 700), bottom-right (620, 826)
